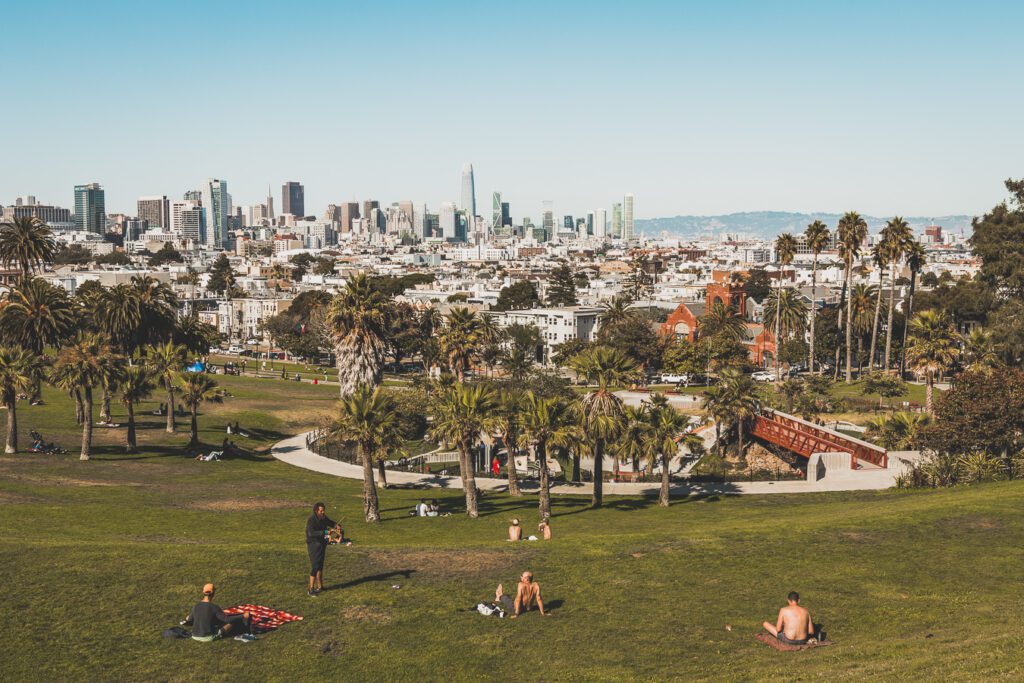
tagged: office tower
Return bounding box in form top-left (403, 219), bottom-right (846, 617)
top-left (455, 210), bottom-right (469, 242)
top-left (439, 202), bottom-right (456, 240)
top-left (501, 202), bottom-right (511, 228)
top-left (323, 204), bottom-right (341, 222)
top-left (623, 193), bottom-right (635, 240)
top-left (460, 163), bottom-right (476, 217)
top-left (542, 200), bottom-right (554, 236)
top-left (398, 200), bottom-right (414, 234)
top-left (200, 178), bottom-right (230, 248)
top-left (491, 192), bottom-right (502, 235)
top-left (15, 196), bottom-right (36, 206)
top-left (361, 200), bottom-right (379, 225)
top-left (137, 195), bottom-right (170, 230)
top-left (124, 218), bottom-right (148, 242)
top-left (282, 181), bottom-right (304, 217)
top-left (74, 183), bottom-right (106, 234)
top-left (612, 203), bottom-right (623, 239)
top-left (563, 215), bottom-right (574, 230)
top-left (184, 190), bottom-right (202, 202)
top-left (426, 214), bottom-right (440, 239)
top-left (266, 187), bottom-right (275, 221)
top-left (339, 202), bottom-right (360, 233)
top-left (2, 203), bottom-right (72, 225)
top-left (170, 199), bottom-right (203, 242)
top-left (413, 203), bottom-right (426, 240)
top-left (594, 208), bottom-right (607, 238)
top-left (585, 211), bottom-right (594, 237)
top-left (250, 203), bottom-right (269, 225)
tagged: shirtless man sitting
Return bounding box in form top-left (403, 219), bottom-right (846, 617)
top-left (762, 591), bottom-right (816, 645)
top-left (508, 518), bottom-right (522, 541)
top-left (510, 571), bottom-right (547, 618)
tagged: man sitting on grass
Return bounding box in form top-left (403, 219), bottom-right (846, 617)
top-left (510, 571), bottom-right (547, 618)
top-left (762, 591), bottom-right (816, 645)
top-left (182, 583), bottom-right (255, 642)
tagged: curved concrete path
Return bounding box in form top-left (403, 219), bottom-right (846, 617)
top-left (272, 433), bottom-right (909, 496)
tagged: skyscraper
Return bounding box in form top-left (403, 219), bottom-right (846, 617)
top-left (362, 200), bottom-right (379, 225)
top-left (623, 194), bottom-right (635, 240)
top-left (170, 199), bottom-right (203, 243)
top-left (594, 208), bottom-right (607, 238)
top-left (542, 200), bottom-right (554, 237)
top-left (74, 183), bottom-right (106, 234)
top-left (501, 203), bottom-right (511, 227)
top-left (282, 181), bottom-right (304, 218)
top-left (585, 211), bottom-right (594, 238)
top-left (460, 163), bottom-right (476, 218)
top-left (340, 202), bottom-right (360, 233)
top-left (491, 191), bottom-right (502, 235)
top-left (138, 195), bottom-right (170, 230)
top-left (612, 203), bottom-right (623, 239)
top-left (266, 187), bottom-right (275, 221)
top-left (439, 202), bottom-right (456, 240)
top-left (563, 215), bottom-right (574, 230)
top-left (200, 178), bottom-right (230, 249)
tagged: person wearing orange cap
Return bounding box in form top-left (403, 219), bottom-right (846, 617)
top-left (182, 583), bottom-right (254, 642)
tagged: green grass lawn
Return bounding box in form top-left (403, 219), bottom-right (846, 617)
top-left (1, 375), bottom-right (1022, 680)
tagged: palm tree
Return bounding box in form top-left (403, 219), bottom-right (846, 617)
top-left (131, 275), bottom-right (178, 347)
top-left (598, 295), bottom-right (635, 329)
top-left (429, 382), bottom-right (497, 518)
top-left (720, 368), bottom-right (758, 459)
top-left (615, 405), bottom-right (649, 477)
top-left (326, 273), bottom-right (390, 397)
top-left (0, 216), bottom-right (57, 278)
top-left (0, 278), bottom-right (75, 399)
top-left (0, 347), bottom-right (45, 453)
top-left (439, 307), bottom-right (483, 381)
top-left (763, 288), bottom-right (808, 367)
top-left (772, 233), bottom-right (798, 379)
top-left (837, 211), bottom-right (868, 383)
top-left (867, 243), bottom-right (890, 372)
top-left (899, 240), bottom-right (927, 377)
top-left (50, 362), bottom-right (84, 424)
top-left (568, 346), bottom-right (637, 507)
top-left (52, 334), bottom-right (117, 460)
top-left (492, 391), bottom-right (525, 496)
top-left (883, 217), bottom-right (913, 370)
top-left (699, 301), bottom-right (746, 342)
top-left (850, 283), bottom-right (877, 373)
top-left (147, 341), bottom-right (187, 433)
top-left (804, 220), bottom-right (831, 372)
top-left (522, 392), bottom-right (571, 519)
top-left (176, 372), bottom-right (224, 446)
top-left (332, 385), bottom-right (403, 522)
top-left (702, 384), bottom-right (732, 458)
top-left (962, 328), bottom-right (1001, 373)
top-left (91, 284), bottom-right (142, 356)
top-left (642, 395), bottom-right (694, 506)
top-left (906, 311), bottom-right (959, 415)
top-left (120, 365), bottom-right (156, 452)
top-left (865, 411), bottom-right (930, 450)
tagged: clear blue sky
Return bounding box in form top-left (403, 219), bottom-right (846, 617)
top-left (3, 0), bottom-right (1022, 220)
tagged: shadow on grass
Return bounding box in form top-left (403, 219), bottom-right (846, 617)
top-left (322, 569), bottom-right (416, 592)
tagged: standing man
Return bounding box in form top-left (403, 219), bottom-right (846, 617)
top-left (306, 501), bottom-right (341, 597)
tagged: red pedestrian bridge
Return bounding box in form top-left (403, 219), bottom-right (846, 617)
top-left (750, 409), bottom-right (888, 469)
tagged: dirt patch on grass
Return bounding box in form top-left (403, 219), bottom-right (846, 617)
top-left (0, 491), bottom-right (40, 504)
top-left (841, 531), bottom-right (873, 542)
top-left (2, 473), bottom-right (142, 488)
top-left (184, 498), bottom-right (302, 511)
top-left (341, 605), bottom-right (392, 623)
top-left (363, 549), bottom-right (514, 576)
top-left (959, 517), bottom-right (1001, 531)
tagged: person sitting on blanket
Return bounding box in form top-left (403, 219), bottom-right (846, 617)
top-left (762, 591), bottom-right (816, 645)
top-left (510, 571), bottom-right (547, 618)
top-left (508, 518), bottom-right (522, 542)
top-left (182, 583), bottom-right (255, 642)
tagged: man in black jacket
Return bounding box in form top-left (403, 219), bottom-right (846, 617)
top-left (183, 583), bottom-right (254, 642)
top-left (306, 502), bottom-right (342, 596)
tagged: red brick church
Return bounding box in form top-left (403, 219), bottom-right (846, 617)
top-left (660, 270), bottom-right (777, 368)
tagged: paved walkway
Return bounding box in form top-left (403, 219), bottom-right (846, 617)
top-left (272, 433), bottom-right (904, 496)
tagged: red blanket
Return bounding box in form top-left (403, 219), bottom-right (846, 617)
top-left (223, 605), bottom-right (303, 633)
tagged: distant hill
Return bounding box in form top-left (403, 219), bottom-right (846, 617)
top-left (635, 211), bottom-right (974, 240)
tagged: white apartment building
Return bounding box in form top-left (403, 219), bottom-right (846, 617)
top-left (489, 306), bottom-right (602, 363)
top-left (214, 297), bottom-right (292, 341)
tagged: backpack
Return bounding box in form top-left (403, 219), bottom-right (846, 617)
top-left (163, 626), bottom-right (191, 639)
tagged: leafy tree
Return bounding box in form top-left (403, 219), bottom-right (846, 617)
top-left (778, 338), bottom-right (808, 367)
top-left (551, 338), bottom-right (592, 367)
top-left (327, 273), bottom-right (391, 396)
top-left (620, 255), bottom-right (654, 302)
top-left (430, 382), bottom-right (498, 518)
top-left (176, 372), bottom-right (224, 446)
top-left (661, 339), bottom-right (705, 376)
top-left (120, 365), bottom-right (156, 452)
top-left (920, 272), bottom-right (938, 288)
top-left (332, 385), bottom-right (404, 522)
top-left (313, 257), bottom-right (336, 277)
top-left (862, 373), bottom-right (908, 409)
top-left (148, 242), bottom-right (183, 266)
top-left (0, 216), bottom-right (57, 277)
top-left (742, 268), bottom-right (772, 304)
top-left (447, 292), bottom-right (469, 303)
top-left (206, 253), bottom-right (236, 295)
top-left (970, 178), bottom-right (1024, 297)
top-left (52, 243), bottom-right (94, 265)
top-left (494, 280), bottom-right (540, 311)
top-left (598, 309), bottom-right (665, 371)
top-left (568, 346), bottom-right (637, 507)
top-left (0, 347), bottom-right (45, 453)
top-left (546, 264), bottom-right (578, 306)
top-left (94, 250), bottom-right (132, 266)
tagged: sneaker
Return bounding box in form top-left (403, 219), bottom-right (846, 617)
top-left (307, 589), bottom-right (318, 597)
top-left (234, 633), bottom-right (256, 642)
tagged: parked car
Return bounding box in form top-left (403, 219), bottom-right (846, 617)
top-left (660, 373), bottom-right (688, 384)
top-left (751, 370), bottom-right (776, 382)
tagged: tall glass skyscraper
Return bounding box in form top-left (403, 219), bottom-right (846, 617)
top-left (201, 178), bottom-right (230, 249)
top-left (460, 163), bottom-right (476, 218)
top-left (74, 183), bottom-right (106, 234)
top-left (542, 200), bottom-right (554, 238)
top-left (491, 191), bottom-right (502, 235)
top-left (623, 194), bottom-right (635, 240)
top-left (612, 203), bottom-right (623, 238)
top-left (282, 181), bottom-right (304, 217)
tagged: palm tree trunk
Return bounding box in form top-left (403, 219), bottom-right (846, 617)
top-left (572, 453), bottom-right (581, 482)
top-left (360, 443), bottom-right (380, 522)
top-left (5, 399), bottom-right (17, 454)
top-left (377, 458), bottom-right (388, 488)
top-left (925, 374), bottom-right (934, 415)
top-left (845, 265), bottom-right (854, 383)
top-left (774, 281), bottom-right (782, 380)
top-left (81, 387), bottom-right (94, 460)
top-left (101, 387), bottom-right (112, 424)
top-left (900, 272), bottom-right (918, 377)
top-left (869, 275), bottom-right (883, 372)
top-left (538, 442), bottom-right (551, 519)
top-left (74, 390), bottom-right (84, 424)
top-left (659, 452), bottom-right (671, 507)
top-left (809, 257), bottom-right (818, 373)
top-left (884, 263), bottom-right (897, 371)
top-left (462, 442), bottom-right (479, 518)
top-left (165, 379), bottom-right (176, 433)
top-left (190, 405), bottom-right (199, 446)
top-left (737, 419), bottom-right (745, 460)
top-left (505, 438), bottom-right (522, 496)
top-left (715, 423), bottom-right (722, 457)
top-left (591, 437), bottom-right (604, 508)
top-left (126, 401), bottom-right (136, 452)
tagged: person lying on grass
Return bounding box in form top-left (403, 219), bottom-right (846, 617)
top-left (510, 571), bottom-right (548, 618)
top-left (762, 591), bottom-right (816, 645)
top-left (182, 583), bottom-right (255, 642)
